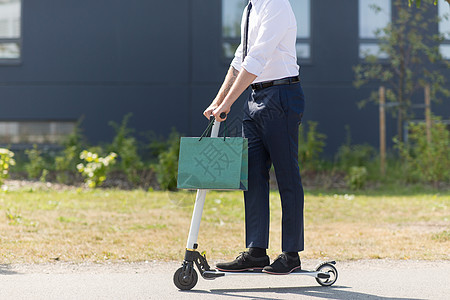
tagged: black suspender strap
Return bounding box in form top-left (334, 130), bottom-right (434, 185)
top-left (243, 1), bottom-right (252, 62)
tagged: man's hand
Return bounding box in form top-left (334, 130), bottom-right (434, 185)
top-left (212, 102), bottom-right (231, 122)
top-left (203, 102), bottom-right (218, 120)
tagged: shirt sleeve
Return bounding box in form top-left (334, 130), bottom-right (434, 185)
top-left (242, 1), bottom-right (292, 77)
top-left (230, 43), bottom-right (243, 71)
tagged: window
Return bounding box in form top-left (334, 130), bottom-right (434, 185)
top-left (0, 121), bottom-right (76, 144)
top-left (0, 0), bottom-right (21, 63)
top-left (438, 0), bottom-right (450, 59)
top-left (222, 0), bottom-right (311, 60)
top-left (290, 0), bottom-right (311, 60)
top-left (222, 0), bottom-right (246, 59)
top-left (359, 0), bottom-right (391, 59)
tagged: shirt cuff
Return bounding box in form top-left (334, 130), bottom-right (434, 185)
top-left (242, 55), bottom-right (264, 77)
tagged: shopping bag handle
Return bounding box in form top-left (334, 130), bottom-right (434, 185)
top-left (199, 113), bottom-right (227, 141)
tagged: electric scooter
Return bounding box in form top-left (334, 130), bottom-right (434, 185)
top-left (173, 114), bottom-right (338, 290)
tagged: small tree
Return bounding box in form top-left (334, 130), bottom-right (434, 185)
top-left (298, 121), bottom-right (327, 171)
top-left (408, 0), bottom-right (450, 7)
top-left (108, 113), bottom-right (143, 184)
top-left (54, 118), bottom-right (86, 183)
top-left (152, 128), bottom-right (181, 191)
top-left (354, 0), bottom-right (450, 142)
top-left (25, 144), bottom-right (47, 180)
top-left (394, 118), bottom-right (450, 186)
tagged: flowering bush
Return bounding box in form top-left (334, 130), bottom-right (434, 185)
top-left (0, 148), bottom-right (15, 185)
top-left (77, 150), bottom-right (117, 188)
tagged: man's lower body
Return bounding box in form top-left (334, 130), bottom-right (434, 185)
top-left (216, 80), bottom-right (305, 275)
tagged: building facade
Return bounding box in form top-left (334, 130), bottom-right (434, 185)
top-left (0, 0), bottom-right (449, 154)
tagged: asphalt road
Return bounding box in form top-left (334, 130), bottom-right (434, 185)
top-left (0, 260), bottom-right (449, 299)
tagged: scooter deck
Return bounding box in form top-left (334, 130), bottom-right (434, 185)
top-left (203, 268), bottom-right (331, 279)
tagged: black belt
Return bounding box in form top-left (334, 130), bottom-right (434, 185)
top-left (251, 76), bottom-right (300, 90)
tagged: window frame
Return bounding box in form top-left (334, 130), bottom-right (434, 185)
top-left (438, 0), bottom-right (450, 60)
top-left (358, 0), bottom-right (392, 62)
top-left (294, 0), bottom-right (312, 64)
top-left (440, 43), bottom-right (450, 60)
top-left (220, 0), bottom-right (246, 63)
top-left (0, 119), bottom-right (78, 145)
top-left (0, 0), bottom-right (23, 65)
top-left (220, 0), bottom-right (312, 64)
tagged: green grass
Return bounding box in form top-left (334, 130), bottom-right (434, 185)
top-left (0, 186), bottom-right (448, 263)
top-left (432, 230), bottom-right (450, 242)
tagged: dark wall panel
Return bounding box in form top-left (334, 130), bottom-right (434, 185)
top-left (191, 0), bottom-right (228, 83)
top-left (0, 84), bottom-right (190, 143)
top-left (1, 0), bottom-right (190, 83)
top-left (302, 86), bottom-right (377, 156)
top-left (306, 0), bottom-right (359, 83)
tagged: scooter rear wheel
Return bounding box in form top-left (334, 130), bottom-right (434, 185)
top-left (173, 267), bottom-right (198, 290)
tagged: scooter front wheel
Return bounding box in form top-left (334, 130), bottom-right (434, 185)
top-left (315, 263), bottom-right (338, 286)
top-left (173, 267), bottom-right (198, 290)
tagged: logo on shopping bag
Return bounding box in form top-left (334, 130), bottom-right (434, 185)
top-left (194, 141), bottom-right (235, 181)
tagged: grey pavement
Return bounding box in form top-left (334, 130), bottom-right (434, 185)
top-left (0, 259), bottom-right (449, 299)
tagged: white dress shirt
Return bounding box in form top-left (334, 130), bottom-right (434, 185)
top-left (231, 0), bottom-right (299, 84)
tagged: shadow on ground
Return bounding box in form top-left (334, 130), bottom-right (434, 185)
top-left (0, 265), bottom-right (20, 275)
top-left (183, 286), bottom-right (425, 300)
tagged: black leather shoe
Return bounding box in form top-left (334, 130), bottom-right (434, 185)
top-left (262, 253), bottom-right (301, 275)
top-left (216, 251), bottom-right (270, 272)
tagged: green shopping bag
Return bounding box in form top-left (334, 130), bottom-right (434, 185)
top-left (177, 120), bottom-right (248, 190)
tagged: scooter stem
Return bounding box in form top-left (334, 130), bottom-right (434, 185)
top-left (185, 118), bottom-right (222, 250)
